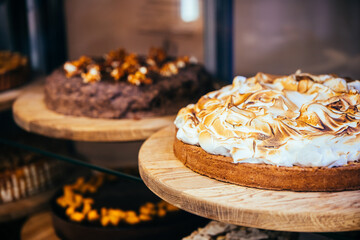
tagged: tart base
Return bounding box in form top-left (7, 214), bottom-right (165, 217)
top-left (0, 66), bottom-right (29, 92)
top-left (173, 137), bottom-right (360, 192)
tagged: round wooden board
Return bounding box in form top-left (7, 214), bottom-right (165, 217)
top-left (13, 85), bottom-right (175, 142)
top-left (21, 211), bottom-right (59, 240)
top-left (138, 126), bottom-right (360, 232)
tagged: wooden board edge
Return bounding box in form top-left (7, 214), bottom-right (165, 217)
top-left (12, 87), bottom-right (175, 142)
top-left (138, 126), bottom-right (360, 232)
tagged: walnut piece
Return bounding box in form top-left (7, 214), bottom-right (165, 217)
top-left (62, 47), bottom-right (191, 86)
top-left (128, 70), bottom-right (152, 86)
top-left (160, 62), bottom-right (178, 76)
top-left (81, 64), bottom-right (101, 83)
top-left (64, 56), bottom-right (92, 78)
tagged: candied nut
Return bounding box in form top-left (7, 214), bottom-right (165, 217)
top-left (64, 56), bottom-right (92, 77)
top-left (56, 197), bottom-right (67, 208)
top-left (79, 184), bottom-right (89, 193)
top-left (176, 56), bottom-right (189, 68)
top-left (139, 214), bottom-right (152, 221)
top-left (101, 216), bottom-right (111, 227)
top-left (139, 66), bottom-right (147, 74)
top-left (145, 202), bottom-right (155, 208)
top-left (127, 70), bottom-right (152, 86)
top-left (63, 186), bottom-right (73, 199)
top-left (126, 210), bottom-right (137, 217)
top-left (64, 62), bottom-right (78, 77)
top-left (158, 208), bottom-right (166, 217)
top-left (70, 212), bottom-right (85, 222)
top-left (139, 206), bottom-right (152, 215)
top-left (82, 202), bottom-right (92, 214)
top-left (146, 58), bottom-right (156, 66)
top-left (125, 216), bottom-right (140, 225)
top-left (124, 53), bottom-right (138, 67)
top-left (101, 207), bottom-right (108, 216)
top-left (74, 194), bottom-right (83, 207)
top-left (127, 74), bottom-right (141, 86)
top-left (111, 67), bottom-right (125, 81)
top-left (160, 62), bottom-right (178, 77)
top-left (108, 209), bottom-right (126, 218)
top-left (87, 209), bottom-right (100, 221)
top-left (66, 207), bottom-right (75, 216)
top-left (109, 215), bottom-right (121, 226)
top-left (81, 64), bottom-right (101, 83)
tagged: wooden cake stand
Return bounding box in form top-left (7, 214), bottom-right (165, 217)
top-left (13, 85), bottom-right (175, 141)
top-left (0, 190), bottom-right (56, 222)
top-left (21, 211), bottom-right (59, 240)
top-left (138, 126), bottom-right (360, 232)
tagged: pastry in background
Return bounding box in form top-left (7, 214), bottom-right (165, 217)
top-left (0, 146), bottom-right (70, 203)
top-left (0, 51), bottom-right (29, 92)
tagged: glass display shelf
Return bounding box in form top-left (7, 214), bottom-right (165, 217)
top-left (0, 110), bottom-right (142, 183)
top-left (1, 110), bottom-right (360, 239)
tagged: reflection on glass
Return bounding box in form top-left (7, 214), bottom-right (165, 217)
top-left (180, 0), bottom-right (200, 22)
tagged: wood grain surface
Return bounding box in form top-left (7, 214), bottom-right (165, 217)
top-left (138, 126), bottom-right (360, 232)
top-left (21, 211), bottom-right (59, 240)
top-left (13, 85), bottom-right (175, 142)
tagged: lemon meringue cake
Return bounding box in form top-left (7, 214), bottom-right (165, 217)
top-left (174, 71), bottom-right (360, 191)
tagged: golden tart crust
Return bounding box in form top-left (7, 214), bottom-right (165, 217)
top-left (173, 135), bottom-right (360, 192)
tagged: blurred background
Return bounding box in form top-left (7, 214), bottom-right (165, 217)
top-left (1, 0), bottom-right (359, 81)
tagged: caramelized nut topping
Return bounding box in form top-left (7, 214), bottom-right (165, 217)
top-left (160, 62), bottom-right (178, 76)
top-left (81, 64), bottom-right (101, 83)
top-left (128, 70), bottom-right (152, 86)
top-left (110, 67), bottom-right (125, 81)
top-left (63, 47), bottom-right (191, 86)
top-left (64, 56), bottom-right (92, 78)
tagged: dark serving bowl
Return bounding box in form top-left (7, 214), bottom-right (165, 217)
top-left (50, 179), bottom-right (208, 240)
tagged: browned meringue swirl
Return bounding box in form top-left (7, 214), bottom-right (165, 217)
top-left (175, 71), bottom-right (360, 167)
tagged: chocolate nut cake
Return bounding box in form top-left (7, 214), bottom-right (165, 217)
top-left (45, 48), bottom-right (213, 119)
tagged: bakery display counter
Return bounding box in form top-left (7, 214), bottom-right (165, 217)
top-left (138, 126), bottom-right (360, 233)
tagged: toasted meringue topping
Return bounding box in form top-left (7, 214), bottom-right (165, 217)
top-left (175, 72), bottom-right (360, 167)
